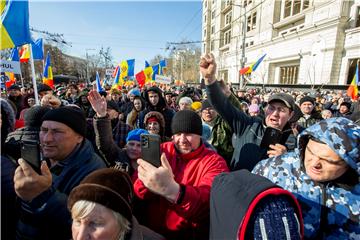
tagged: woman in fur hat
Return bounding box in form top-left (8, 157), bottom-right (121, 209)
top-left (143, 111), bottom-right (170, 142)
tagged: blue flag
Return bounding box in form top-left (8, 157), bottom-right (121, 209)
top-left (32, 38), bottom-right (44, 60)
top-left (10, 48), bottom-right (19, 61)
top-left (145, 60), bottom-right (150, 68)
top-left (96, 72), bottom-right (104, 92)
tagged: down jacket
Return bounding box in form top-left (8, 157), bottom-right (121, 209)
top-left (252, 117), bottom-right (360, 239)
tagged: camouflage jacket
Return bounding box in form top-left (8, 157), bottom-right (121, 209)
top-left (252, 117), bottom-right (360, 239)
top-left (211, 93), bottom-right (241, 164)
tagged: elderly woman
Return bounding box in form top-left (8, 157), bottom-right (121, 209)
top-left (178, 96), bottom-right (193, 111)
top-left (68, 168), bottom-right (163, 240)
top-left (143, 111), bottom-right (169, 142)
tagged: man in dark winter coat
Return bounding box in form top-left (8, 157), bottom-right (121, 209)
top-left (138, 86), bottom-right (175, 137)
top-left (200, 53), bottom-right (295, 171)
top-left (7, 84), bottom-right (25, 118)
top-left (297, 96), bottom-right (323, 128)
top-left (14, 106), bottom-right (106, 240)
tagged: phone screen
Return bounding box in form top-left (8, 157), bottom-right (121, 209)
top-left (141, 134), bottom-right (161, 167)
top-left (260, 127), bottom-right (283, 149)
top-left (21, 140), bottom-right (42, 174)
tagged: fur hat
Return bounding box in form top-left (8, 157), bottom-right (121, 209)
top-left (41, 107), bottom-right (86, 137)
top-left (171, 110), bottom-right (202, 136)
top-left (144, 111), bottom-right (165, 129)
top-left (68, 169), bottom-right (134, 222)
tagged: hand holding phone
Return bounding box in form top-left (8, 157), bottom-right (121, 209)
top-left (260, 127), bottom-right (283, 150)
top-left (20, 140), bottom-right (42, 174)
top-left (141, 134), bottom-right (161, 167)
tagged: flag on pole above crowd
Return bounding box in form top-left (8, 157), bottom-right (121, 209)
top-left (152, 64), bottom-right (160, 80)
top-left (112, 66), bottom-right (122, 89)
top-left (347, 63), bottom-right (359, 100)
top-left (96, 71), bottom-right (104, 92)
top-left (43, 51), bottom-right (54, 89)
top-left (10, 47), bottom-right (19, 61)
top-left (120, 59), bottom-right (135, 81)
top-left (145, 60), bottom-right (150, 68)
top-left (240, 54), bottom-right (267, 75)
top-left (159, 59), bottom-right (167, 75)
top-left (0, 0), bottom-right (32, 50)
top-left (18, 39), bottom-right (44, 63)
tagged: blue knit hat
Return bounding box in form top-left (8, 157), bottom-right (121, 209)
top-left (249, 195), bottom-right (301, 240)
top-left (129, 88), bottom-right (141, 97)
top-left (126, 129), bottom-right (148, 143)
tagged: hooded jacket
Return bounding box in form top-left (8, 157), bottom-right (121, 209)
top-left (138, 87), bottom-right (175, 137)
top-left (252, 117), bottom-right (360, 239)
top-left (206, 81), bottom-right (292, 171)
top-left (210, 170), bottom-right (303, 240)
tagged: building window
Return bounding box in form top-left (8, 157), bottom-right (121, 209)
top-left (347, 58), bottom-right (360, 84)
top-left (225, 11), bottom-right (232, 26)
top-left (243, 0), bottom-right (252, 7)
top-left (204, 0), bottom-right (207, 9)
top-left (203, 43), bottom-right (206, 51)
top-left (356, 7), bottom-right (360, 28)
top-left (283, 0), bottom-right (309, 19)
top-left (204, 29), bottom-right (207, 37)
top-left (211, 25), bottom-right (215, 34)
top-left (280, 65), bottom-right (299, 84)
top-left (212, 10), bottom-right (216, 19)
top-left (211, 40), bottom-right (215, 51)
top-left (204, 15), bottom-right (207, 23)
top-left (225, 0), bottom-right (232, 7)
top-left (223, 29), bottom-right (231, 45)
top-left (247, 12), bottom-right (257, 32)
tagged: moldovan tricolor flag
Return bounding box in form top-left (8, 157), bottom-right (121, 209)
top-left (43, 51), bottom-right (54, 89)
top-left (347, 63), bottom-right (359, 100)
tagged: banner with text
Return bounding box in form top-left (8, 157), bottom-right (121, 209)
top-left (155, 75), bottom-right (171, 84)
top-left (0, 59), bottom-right (21, 74)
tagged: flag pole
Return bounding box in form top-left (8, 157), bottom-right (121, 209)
top-left (29, 44), bottom-right (40, 105)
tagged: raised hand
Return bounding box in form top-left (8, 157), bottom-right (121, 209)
top-left (87, 90), bottom-right (107, 117)
top-left (199, 53), bottom-right (217, 85)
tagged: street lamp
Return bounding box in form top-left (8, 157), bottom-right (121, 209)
top-left (86, 48), bottom-right (95, 86)
top-left (231, 3), bottom-right (247, 89)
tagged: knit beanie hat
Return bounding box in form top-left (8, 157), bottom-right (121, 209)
top-left (68, 168), bottom-right (134, 222)
top-left (299, 96), bottom-right (315, 106)
top-left (41, 107), bottom-right (86, 137)
top-left (171, 110), bottom-right (202, 136)
top-left (37, 83), bottom-right (53, 93)
top-left (201, 99), bottom-right (212, 111)
top-left (24, 106), bottom-right (51, 128)
top-left (126, 129), bottom-right (148, 143)
top-left (129, 88), bottom-right (141, 97)
top-left (107, 101), bottom-right (120, 112)
top-left (248, 195), bottom-right (301, 240)
top-left (191, 101), bottom-right (202, 111)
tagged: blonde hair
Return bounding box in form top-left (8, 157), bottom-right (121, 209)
top-left (71, 200), bottom-right (131, 240)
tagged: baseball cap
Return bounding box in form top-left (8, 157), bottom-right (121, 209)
top-left (268, 93), bottom-right (296, 110)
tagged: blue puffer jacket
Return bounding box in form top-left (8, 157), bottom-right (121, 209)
top-left (16, 139), bottom-right (106, 240)
top-left (252, 117), bottom-right (360, 239)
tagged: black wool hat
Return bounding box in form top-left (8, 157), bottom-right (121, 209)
top-left (41, 107), bottom-right (86, 137)
top-left (107, 100), bottom-right (120, 112)
top-left (24, 106), bottom-right (51, 128)
top-left (37, 83), bottom-right (53, 93)
top-left (201, 99), bottom-right (213, 111)
top-left (68, 168), bottom-right (134, 222)
top-left (8, 84), bottom-right (21, 91)
top-left (171, 110), bottom-right (202, 136)
top-left (299, 96), bottom-right (315, 106)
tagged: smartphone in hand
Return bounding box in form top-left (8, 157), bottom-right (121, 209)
top-left (20, 140), bottom-right (42, 174)
top-left (141, 134), bottom-right (161, 167)
top-left (260, 127), bottom-right (283, 150)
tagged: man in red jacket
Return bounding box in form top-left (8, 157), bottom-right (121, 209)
top-left (134, 110), bottom-right (229, 240)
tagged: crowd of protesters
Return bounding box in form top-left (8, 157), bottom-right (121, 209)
top-left (1, 54), bottom-right (359, 240)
